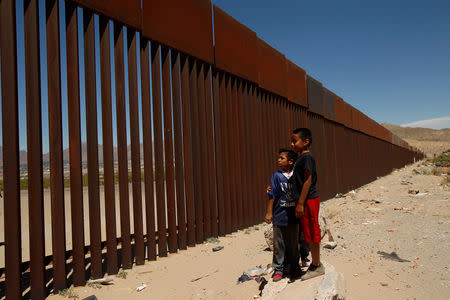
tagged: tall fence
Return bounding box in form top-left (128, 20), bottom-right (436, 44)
top-left (0, 0), bottom-right (424, 298)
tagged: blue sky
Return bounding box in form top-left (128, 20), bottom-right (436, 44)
top-left (213, 0), bottom-right (450, 126)
top-left (3, 0), bottom-right (450, 152)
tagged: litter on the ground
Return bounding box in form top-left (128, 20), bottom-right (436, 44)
top-left (237, 265), bottom-right (273, 284)
top-left (323, 241), bottom-right (337, 249)
top-left (408, 189), bottom-right (419, 194)
top-left (335, 193), bottom-right (346, 198)
top-left (212, 246), bottom-right (224, 252)
top-left (136, 283), bottom-right (147, 292)
top-left (87, 277), bottom-right (114, 285)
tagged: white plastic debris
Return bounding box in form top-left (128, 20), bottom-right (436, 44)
top-left (136, 283), bottom-right (147, 292)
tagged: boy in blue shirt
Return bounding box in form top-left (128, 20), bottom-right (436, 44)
top-left (265, 148), bottom-right (300, 282)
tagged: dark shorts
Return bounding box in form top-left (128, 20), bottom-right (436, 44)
top-left (300, 197), bottom-right (321, 243)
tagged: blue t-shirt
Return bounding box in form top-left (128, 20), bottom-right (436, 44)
top-left (267, 170), bottom-right (298, 226)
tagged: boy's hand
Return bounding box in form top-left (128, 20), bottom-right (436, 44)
top-left (295, 204), bottom-right (304, 218)
top-left (266, 185), bottom-right (272, 193)
top-left (265, 212), bottom-right (273, 224)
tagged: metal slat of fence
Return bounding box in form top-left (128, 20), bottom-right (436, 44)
top-left (66, 1), bottom-right (87, 286)
top-left (171, 51), bottom-right (187, 249)
top-left (180, 54), bottom-right (196, 247)
top-left (223, 74), bottom-right (233, 234)
top-left (99, 15), bottom-right (118, 274)
top-left (1, 0), bottom-right (22, 297)
top-left (161, 46), bottom-right (177, 253)
top-left (196, 62), bottom-right (211, 239)
top-left (241, 83), bottom-right (250, 227)
top-left (140, 38), bottom-right (157, 260)
top-left (213, 72), bottom-right (226, 235)
top-left (24, 0), bottom-right (46, 297)
top-left (219, 73), bottom-right (232, 234)
top-left (234, 80), bottom-right (244, 229)
top-left (114, 23), bottom-right (132, 268)
top-left (46, 0), bottom-right (67, 290)
top-left (127, 29), bottom-right (145, 264)
top-left (151, 42), bottom-right (168, 257)
top-left (189, 58), bottom-right (204, 243)
top-left (248, 85), bottom-right (258, 225)
top-left (204, 66), bottom-right (218, 237)
top-left (230, 78), bottom-right (239, 231)
top-left (83, 8), bottom-right (102, 279)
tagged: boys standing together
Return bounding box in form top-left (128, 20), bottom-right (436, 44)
top-left (265, 128), bottom-right (324, 281)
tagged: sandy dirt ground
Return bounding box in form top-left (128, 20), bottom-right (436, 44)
top-left (45, 159), bottom-right (449, 300)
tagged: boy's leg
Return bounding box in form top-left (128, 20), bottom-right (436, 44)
top-left (284, 224), bottom-right (300, 275)
top-left (272, 225), bottom-right (285, 276)
top-left (301, 198), bottom-right (324, 280)
top-left (299, 224), bottom-right (310, 264)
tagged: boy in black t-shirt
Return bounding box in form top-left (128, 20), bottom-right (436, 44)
top-left (290, 128), bottom-right (325, 280)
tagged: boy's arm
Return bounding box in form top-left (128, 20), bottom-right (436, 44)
top-left (265, 174), bottom-right (277, 224)
top-left (265, 198), bottom-right (274, 224)
top-left (295, 169), bottom-right (312, 218)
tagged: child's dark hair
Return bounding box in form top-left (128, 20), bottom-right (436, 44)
top-left (279, 148), bottom-right (298, 162)
top-left (293, 128), bottom-right (313, 145)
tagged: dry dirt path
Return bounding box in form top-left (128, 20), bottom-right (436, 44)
top-left (46, 160), bottom-right (449, 299)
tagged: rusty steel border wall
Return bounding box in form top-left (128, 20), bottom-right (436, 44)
top-left (0, 0), bottom-right (424, 298)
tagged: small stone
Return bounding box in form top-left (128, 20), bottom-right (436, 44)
top-left (315, 272), bottom-right (346, 300)
top-left (380, 282), bottom-right (388, 287)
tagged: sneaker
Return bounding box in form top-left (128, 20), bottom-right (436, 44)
top-left (301, 263), bottom-right (325, 281)
top-left (301, 259), bottom-right (311, 268)
top-left (273, 273), bottom-right (283, 282)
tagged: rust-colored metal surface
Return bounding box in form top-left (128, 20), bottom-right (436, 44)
top-left (220, 73), bottom-right (233, 234)
top-left (323, 88), bottom-right (335, 120)
top-left (83, 8), bottom-right (102, 279)
top-left (99, 15), bottom-right (118, 275)
top-left (189, 58), bottom-right (204, 243)
top-left (142, 0), bottom-right (214, 64)
top-left (213, 5), bottom-right (259, 84)
top-left (1, 0), bottom-right (22, 297)
top-left (213, 71), bottom-right (226, 235)
top-left (70, 0), bottom-right (142, 30)
top-left (180, 54), bottom-right (196, 246)
top-left (114, 23), bottom-right (132, 268)
top-left (66, 1), bottom-right (87, 285)
top-left (286, 60), bottom-right (308, 107)
top-left (151, 42), bottom-right (168, 256)
top-left (197, 62), bottom-right (211, 238)
top-left (128, 29), bottom-right (145, 264)
top-left (204, 66), bottom-right (218, 237)
top-left (307, 75), bottom-right (324, 116)
top-left (162, 46), bottom-right (178, 252)
top-left (140, 38), bottom-right (157, 260)
top-left (24, 0), bottom-right (47, 297)
top-left (258, 38), bottom-right (288, 98)
top-left (47, 0), bottom-right (67, 290)
top-left (171, 51), bottom-right (188, 248)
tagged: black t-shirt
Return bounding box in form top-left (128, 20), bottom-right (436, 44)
top-left (288, 152), bottom-right (319, 201)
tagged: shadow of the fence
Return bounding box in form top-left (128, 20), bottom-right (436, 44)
top-left (0, 243), bottom-right (141, 299)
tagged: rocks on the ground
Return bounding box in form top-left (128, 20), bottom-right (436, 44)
top-left (408, 189), bottom-right (419, 194)
top-left (315, 271), bottom-right (346, 300)
top-left (261, 278), bottom-right (289, 300)
top-left (323, 242), bottom-right (338, 250)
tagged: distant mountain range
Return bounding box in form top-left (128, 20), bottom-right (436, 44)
top-left (0, 142), bottom-right (151, 168)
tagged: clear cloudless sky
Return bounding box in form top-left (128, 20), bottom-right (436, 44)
top-left (213, 0), bottom-right (450, 125)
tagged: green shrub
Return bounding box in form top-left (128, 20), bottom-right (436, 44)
top-left (433, 152), bottom-right (450, 167)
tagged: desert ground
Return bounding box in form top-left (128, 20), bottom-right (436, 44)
top-left (45, 157), bottom-right (449, 300)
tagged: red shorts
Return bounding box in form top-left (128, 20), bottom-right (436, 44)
top-left (300, 197), bottom-right (321, 243)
